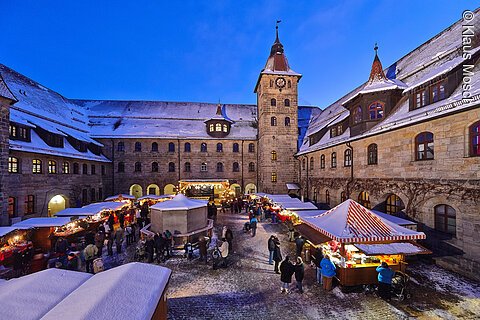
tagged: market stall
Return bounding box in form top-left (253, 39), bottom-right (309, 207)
top-left (264, 194), bottom-right (318, 222)
top-left (295, 199), bottom-right (430, 286)
top-left (138, 195), bottom-right (174, 206)
top-left (0, 227), bottom-right (32, 270)
top-left (105, 194), bottom-right (136, 202)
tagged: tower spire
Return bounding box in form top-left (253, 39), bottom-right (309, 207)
top-left (275, 20), bottom-right (281, 43)
top-left (368, 43), bottom-right (387, 83)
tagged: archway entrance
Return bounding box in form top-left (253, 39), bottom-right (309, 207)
top-left (147, 184), bottom-right (160, 195)
top-left (245, 183), bottom-right (257, 194)
top-left (164, 184), bottom-right (176, 195)
top-left (129, 184), bottom-right (143, 198)
top-left (48, 195), bottom-right (66, 217)
top-left (230, 183), bottom-right (241, 198)
top-left (358, 191), bottom-right (371, 209)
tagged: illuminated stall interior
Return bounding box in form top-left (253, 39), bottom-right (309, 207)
top-left (178, 179), bottom-right (234, 204)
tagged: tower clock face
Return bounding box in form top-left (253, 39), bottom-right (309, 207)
top-left (275, 77), bottom-right (286, 88)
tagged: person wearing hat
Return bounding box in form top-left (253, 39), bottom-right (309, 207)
top-left (66, 252), bottom-right (78, 271)
top-left (376, 261), bottom-right (395, 300)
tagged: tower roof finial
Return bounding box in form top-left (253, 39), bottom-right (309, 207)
top-left (374, 42), bottom-right (378, 54)
top-left (275, 20), bottom-right (281, 43)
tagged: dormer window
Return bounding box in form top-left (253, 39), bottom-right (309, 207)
top-left (368, 101), bottom-right (384, 120)
top-left (209, 124), bottom-right (214, 132)
top-left (9, 123), bottom-right (30, 142)
top-left (431, 81), bottom-right (446, 103)
top-left (353, 106), bottom-right (362, 124)
top-left (216, 123), bottom-right (222, 132)
top-left (414, 89), bottom-right (428, 109)
top-left (223, 124), bottom-right (228, 132)
top-left (330, 124), bottom-right (344, 138)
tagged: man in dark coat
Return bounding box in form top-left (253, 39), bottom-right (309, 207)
top-left (154, 233), bottom-right (166, 262)
top-left (295, 235), bottom-right (305, 257)
top-left (272, 239), bottom-right (282, 274)
top-left (198, 235), bottom-right (209, 264)
top-left (145, 236), bottom-right (155, 263)
top-left (225, 228), bottom-right (233, 252)
top-left (294, 257), bottom-right (305, 293)
top-left (313, 248), bottom-right (324, 284)
top-left (108, 213), bottom-right (115, 231)
top-left (268, 235), bottom-right (276, 265)
top-left (279, 255), bottom-right (295, 293)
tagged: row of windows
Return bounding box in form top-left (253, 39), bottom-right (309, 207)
top-left (118, 162), bottom-right (256, 173)
top-left (118, 142), bottom-right (255, 153)
top-left (352, 101), bottom-right (385, 124)
top-left (270, 116), bottom-right (291, 127)
top-left (413, 80), bottom-right (446, 109)
top-left (270, 98), bottom-right (291, 107)
top-left (9, 124), bottom-right (29, 141)
top-left (208, 123), bottom-right (229, 133)
top-left (8, 158), bottom-right (106, 175)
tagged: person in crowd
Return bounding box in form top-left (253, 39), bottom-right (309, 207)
top-left (376, 262), bottom-right (395, 300)
top-left (164, 230), bottom-right (173, 257)
top-left (295, 235), bottom-right (305, 258)
top-left (125, 224), bottom-right (133, 246)
top-left (271, 210), bottom-right (277, 224)
top-left (66, 252), bottom-right (78, 271)
top-left (198, 235), bottom-right (209, 264)
top-left (108, 213), bottom-right (115, 231)
top-left (221, 226), bottom-right (227, 239)
top-left (94, 228), bottom-right (105, 258)
top-left (85, 231), bottom-right (95, 246)
top-left (145, 236), bottom-right (155, 263)
top-left (103, 220), bottom-right (110, 234)
top-left (131, 222), bottom-right (137, 242)
top-left (136, 206), bottom-right (143, 229)
top-left (279, 255), bottom-right (295, 294)
top-left (295, 257), bottom-right (305, 294)
top-left (114, 226), bottom-right (125, 254)
top-left (273, 238), bottom-right (282, 274)
top-left (54, 237), bottom-right (69, 256)
top-left (250, 216), bottom-right (258, 237)
top-left (219, 238), bottom-right (229, 268)
top-left (154, 233), bottom-right (165, 262)
top-left (320, 255), bottom-right (337, 291)
top-left (84, 242), bottom-right (98, 273)
top-left (225, 227), bottom-right (233, 252)
top-left (118, 211), bottom-right (125, 229)
top-left (268, 235), bottom-right (276, 265)
top-left (106, 231), bottom-right (114, 256)
top-left (313, 248), bottom-right (324, 284)
top-left (288, 226), bottom-right (295, 242)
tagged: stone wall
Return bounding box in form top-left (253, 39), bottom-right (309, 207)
top-left (0, 97), bottom-right (10, 225)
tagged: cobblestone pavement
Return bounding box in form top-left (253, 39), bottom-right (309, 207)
top-left (106, 211), bottom-right (480, 320)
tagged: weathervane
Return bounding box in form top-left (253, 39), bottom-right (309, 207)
top-left (374, 42), bottom-right (379, 54)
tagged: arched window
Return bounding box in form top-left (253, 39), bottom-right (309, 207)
top-left (284, 99), bottom-right (290, 107)
top-left (32, 159), bottom-right (42, 174)
top-left (331, 152), bottom-right (337, 168)
top-left (271, 117), bottom-right (277, 126)
top-left (168, 162), bottom-right (175, 172)
top-left (223, 124), bottom-right (228, 132)
top-left (435, 204), bottom-right (456, 236)
top-left (369, 101), bottom-right (384, 120)
top-left (341, 191), bottom-right (347, 202)
top-left (325, 190), bottom-right (330, 205)
top-left (233, 162), bottom-right (240, 172)
top-left (62, 162), bottom-right (69, 174)
top-left (118, 162), bottom-right (125, 173)
top-left (344, 149), bottom-right (352, 167)
top-left (168, 142), bottom-right (175, 153)
top-left (152, 162), bottom-right (159, 172)
top-left (216, 123), bottom-right (222, 132)
top-left (209, 124), bottom-right (214, 132)
top-left (134, 142), bottom-right (141, 152)
top-left (8, 157), bottom-right (18, 173)
top-left (248, 143), bottom-right (255, 153)
top-left (469, 120), bottom-right (480, 156)
top-left (310, 157), bottom-right (314, 170)
top-left (313, 188), bottom-right (318, 203)
top-left (415, 132), bottom-right (434, 160)
top-left (184, 162), bottom-right (191, 172)
top-left (233, 143), bottom-right (239, 153)
top-left (358, 191), bottom-right (371, 209)
top-left (73, 163), bottom-right (80, 174)
top-left (271, 172), bottom-right (277, 182)
top-left (270, 79), bottom-right (273, 87)
top-left (368, 143), bottom-right (378, 165)
top-left (302, 158), bottom-right (306, 170)
top-left (151, 142), bottom-right (158, 152)
top-left (201, 162), bottom-right (207, 172)
top-left (91, 164), bottom-right (96, 175)
top-left (353, 106), bottom-right (363, 124)
top-left (386, 194), bottom-right (405, 214)
top-left (184, 142), bottom-right (191, 152)
top-left (82, 164), bottom-right (88, 174)
top-left (287, 80), bottom-right (291, 88)
top-left (134, 162), bottom-right (142, 172)
top-left (320, 155), bottom-right (325, 169)
top-left (200, 143), bottom-right (207, 152)
top-left (271, 151), bottom-right (277, 161)
top-left (117, 142), bottom-right (125, 152)
top-left (271, 98), bottom-right (276, 106)
top-left (217, 143), bottom-right (223, 152)
top-left (285, 117), bottom-right (291, 126)
top-left (216, 162), bottom-right (223, 172)
top-left (249, 162), bottom-right (255, 172)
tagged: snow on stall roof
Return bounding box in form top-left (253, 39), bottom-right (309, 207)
top-left (13, 217), bottom-right (73, 228)
top-left (105, 194), bottom-right (136, 201)
top-left (0, 268), bottom-right (92, 320)
top-left (9, 129), bottom-right (110, 162)
top-left (42, 263), bottom-right (172, 320)
top-left (0, 226), bottom-right (19, 237)
top-left (138, 194), bottom-right (174, 200)
top-left (355, 242), bottom-right (430, 255)
top-left (151, 194), bottom-right (207, 211)
top-left (281, 201), bottom-right (318, 211)
top-left (372, 210), bottom-right (417, 226)
top-left (82, 201), bottom-right (128, 212)
top-left (54, 207), bottom-right (93, 217)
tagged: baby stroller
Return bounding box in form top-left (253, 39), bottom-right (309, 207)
top-left (391, 271), bottom-right (411, 301)
top-left (134, 241), bottom-right (146, 261)
top-left (243, 222), bottom-right (251, 233)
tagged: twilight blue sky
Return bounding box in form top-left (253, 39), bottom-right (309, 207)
top-left (0, 1), bottom-right (478, 108)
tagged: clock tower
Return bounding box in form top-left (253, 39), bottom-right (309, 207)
top-left (254, 24), bottom-right (302, 194)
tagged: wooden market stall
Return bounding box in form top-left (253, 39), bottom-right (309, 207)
top-left (138, 195), bottom-right (174, 206)
top-left (295, 199), bottom-right (430, 286)
top-left (104, 194), bottom-right (136, 202)
top-left (0, 226), bottom-right (32, 272)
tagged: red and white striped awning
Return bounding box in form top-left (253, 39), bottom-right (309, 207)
top-left (296, 199), bottom-right (426, 243)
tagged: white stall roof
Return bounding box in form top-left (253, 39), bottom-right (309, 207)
top-left (372, 210), bottom-right (417, 226)
top-left (105, 194), bottom-right (136, 201)
top-left (281, 201), bottom-right (318, 211)
top-left (0, 269), bottom-right (92, 320)
top-left (138, 195), bottom-right (174, 201)
top-left (355, 242), bottom-right (431, 256)
top-left (0, 226), bottom-right (20, 237)
top-left (82, 201), bottom-right (128, 212)
top-left (54, 207), bottom-right (92, 217)
top-left (13, 217), bottom-right (73, 228)
top-left (151, 194), bottom-right (207, 211)
top-left (42, 263), bottom-right (172, 320)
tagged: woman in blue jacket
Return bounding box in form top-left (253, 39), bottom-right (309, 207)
top-left (320, 255), bottom-right (336, 291)
top-left (376, 262), bottom-right (395, 300)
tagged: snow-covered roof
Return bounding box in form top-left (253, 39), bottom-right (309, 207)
top-left (42, 263), bottom-right (172, 320)
top-left (281, 201), bottom-right (318, 211)
top-left (13, 217), bottom-right (73, 228)
top-left (372, 210), bottom-right (417, 226)
top-left (138, 194), bottom-right (174, 200)
top-left (0, 268), bottom-right (92, 320)
top-left (355, 242), bottom-right (431, 256)
top-left (0, 72), bottom-right (17, 102)
top-left (104, 194), bottom-right (136, 201)
top-left (0, 226), bottom-right (19, 237)
top-left (151, 194), bottom-right (207, 211)
top-left (342, 78), bottom-right (407, 105)
top-left (55, 202), bottom-right (127, 217)
top-left (296, 199), bottom-right (426, 243)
